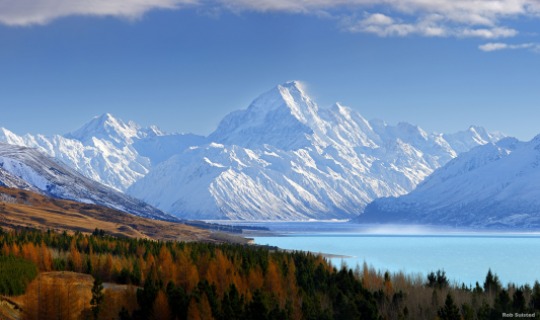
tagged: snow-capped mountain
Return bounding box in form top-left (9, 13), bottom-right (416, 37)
top-left (443, 125), bottom-right (505, 154)
top-left (359, 135), bottom-right (540, 228)
top-left (0, 113), bottom-right (206, 192)
top-left (0, 143), bottom-right (172, 220)
top-left (127, 81), bottom-right (503, 220)
top-left (0, 114), bottom-right (150, 192)
top-left (0, 81), bottom-right (504, 220)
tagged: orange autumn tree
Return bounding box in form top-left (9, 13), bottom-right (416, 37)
top-left (2, 228), bottom-right (382, 320)
top-left (152, 290), bottom-right (172, 320)
top-left (24, 274), bottom-right (88, 320)
top-left (69, 241), bottom-right (83, 273)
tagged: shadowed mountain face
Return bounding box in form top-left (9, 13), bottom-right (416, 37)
top-left (0, 143), bottom-right (172, 220)
top-left (360, 136), bottom-right (540, 228)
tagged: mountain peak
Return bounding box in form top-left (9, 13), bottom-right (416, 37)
top-left (98, 112), bottom-right (115, 121)
top-left (88, 113), bottom-right (121, 129)
top-left (66, 113), bottom-right (141, 145)
top-left (0, 127), bottom-right (25, 146)
top-left (255, 80), bottom-right (320, 124)
top-left (442, 125), bottom-right (504, 154)
top-left (279, 80), bottom-right (305, 92)
top-left (531, 133), bottom-right (540, 147)
top-left (209, 81), bottom-right (324, 149)
top-left (329, 102), bottom-right (347, 112)
top-left (467, 125), bottom-right (488, 136)
top-left (96, 112), bottom-right (124, 127)
top-left (248, 80), bottom-right (316, 113)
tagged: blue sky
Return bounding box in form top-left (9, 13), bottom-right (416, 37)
top-left (1, 0), bottom-right (539, 140)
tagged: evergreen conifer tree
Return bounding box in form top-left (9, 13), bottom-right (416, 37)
top-left (437, 294), bottom-right (461, 320)
top-left (90, 277), bottom-right (104, 320)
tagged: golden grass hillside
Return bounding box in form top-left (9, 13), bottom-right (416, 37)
top-left (0, 186), bottom-right (241, 243)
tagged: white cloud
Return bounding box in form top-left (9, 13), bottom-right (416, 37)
top-left (345, 13), bottom-right (520, 39)
top-left (1, 0), bottom-right (539, 43)
top-left (478, 42), bottom-right (510, 51)
top-left (215, 0), bottom-right (373, 13)
top-left (220, 0), bottom-right (539, 39)
top-left (479, 42), bottom-right (540, 52)
top-left (217, 0), bottom-right (534, 24)
top-left (345, 13), bottom-right (446, 37)
top-left (363, 13), bottom-right (394, 26)
top-left (0, 0), bottom-right (197, 26)
top-left (460, 27), bottom-right (518, 39)
top-left (346, 13), bottom-right (420, 37)
top-left (217, 0), bottom-right (533, 20)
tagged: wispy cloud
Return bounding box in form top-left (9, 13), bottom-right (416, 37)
top-left (478, 42), bottom-right (540, 52)
top-left (216, 0), bottom-right (538, 21)
top-left (0, 0), bottom-right (197, 26)
top-left (218, 0), bottom-right (539, 37)
top-left (1, 0), bottom-right (539, 42)
top-left (342, 13), bottom-right (519, 39)
top-left (460, 27), bottom-right (518, 39)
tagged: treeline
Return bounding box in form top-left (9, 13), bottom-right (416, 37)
top-left (3, 226), bottom-right (540, 320)
top-left (359, 263), bottom-right (540, 319)
top-left (0, 227), bottom-right (378, 319)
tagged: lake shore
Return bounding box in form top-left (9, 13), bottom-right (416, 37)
top-left (222, 221), bottom-right (540, 286)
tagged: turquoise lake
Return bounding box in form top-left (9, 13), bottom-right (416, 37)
top-left (243, 222), bottom-right (540, 286)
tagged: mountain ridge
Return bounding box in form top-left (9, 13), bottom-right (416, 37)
top-left (128, 82), bottom-right (503, 220)
top-left (0, 143), bottom-right (172, 220)
top-left (359, 135), bottom-right (540, 228)
top-left (0, 116), bottom-right (205, 192)
top-left (0, 81), bottom-right (505, 220)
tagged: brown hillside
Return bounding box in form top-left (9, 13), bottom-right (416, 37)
top-left (0, 186), bottom-right (238, 243)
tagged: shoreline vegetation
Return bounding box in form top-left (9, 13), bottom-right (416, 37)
top-left (0, 227), bottom-right (539, 319)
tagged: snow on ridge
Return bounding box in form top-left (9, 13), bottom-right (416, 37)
top-left (0, 113), bottom-right (206, 192)
top-left (0, 143), bottom-right (171, 220)
top-left (66, 113), bottom-right (142, 145)
top-left (0, 82), bottom-right (506, 221)
top-left (128, 82), bottom-right (504, 220)
top-left (360, 135), bottom-right (540, 228)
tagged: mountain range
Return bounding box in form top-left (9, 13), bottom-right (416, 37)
top-left (0, 81), bottom-right (505, 220)
top-left (360, 136), bottom-right (540, 228)
top-left (0, 113), bottom-right (203, 192)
